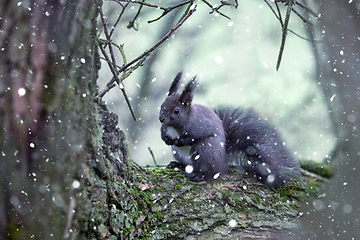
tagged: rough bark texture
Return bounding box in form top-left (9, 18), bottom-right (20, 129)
top-left (0, 1), bottom-right (323, 239)
top-left (0, 0), bottom-right (101, 238)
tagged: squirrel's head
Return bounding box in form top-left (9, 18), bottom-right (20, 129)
top-left (159, 72), bottom-right (198, 127)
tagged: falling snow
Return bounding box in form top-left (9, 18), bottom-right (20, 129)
top-left (215, 56), bottom-right (223, 64)
top-left (18, 88), bottom-right (26, 96)
top-left (229, 219), bottom-right (237, 227)
top-left (72, 180), bottom-right (80, 189)
top-left (185, 165), bottom-right (193, 173)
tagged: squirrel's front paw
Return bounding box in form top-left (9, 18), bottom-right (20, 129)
top-left (163, 135), bottom-right (176, 145)
top-left (166, 161), bottom-right (185, 170)
top-left (184, 172), bottom-right (205, 182)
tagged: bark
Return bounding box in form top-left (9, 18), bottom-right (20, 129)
top-left (0, 0), bottom-right (101, 238)
top-left (0, 1), bottom-right (320, 239)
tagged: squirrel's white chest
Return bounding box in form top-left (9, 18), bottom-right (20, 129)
top-left (166, 126), bottom-right (193, 165)
top-left (165, 126), bottom-right (180, 139)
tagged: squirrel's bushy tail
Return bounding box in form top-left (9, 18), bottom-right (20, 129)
top-left (214, 107), bottom-right (302, 186)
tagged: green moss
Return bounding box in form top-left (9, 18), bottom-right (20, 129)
top-left (278, 183), bottom-right (304, 199)
top-left (154, 211), bottom-right (165, 221)
top-left (149, 167), bottom-right (176, 174)
top-left (300, 159), bottom-right (333, 178)
top-left (5, 222), bottom-right (22, 240)
top-left (87, 138), bottom-right (317, 240)
top-left (176, 173), bottom-right (185, 178)
top-left (250, 194), bottom-right (261, 204)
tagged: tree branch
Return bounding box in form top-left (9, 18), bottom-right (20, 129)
top-left (148, 1), bottom-right (191, 24)
top-left (201, 0), bottom-right (232, 20)
top-left (98, 43), bottom-right (137, 121)
top-left (99, 8), bottom-right (117, 69)
top-left (110, 0), bottom-right (131, 37)
top-left (127, 0), bottom-right (144, 30)
top-left (99, 4), bottom-right (197, 97)
top-left (264, 0), bottom-right (316, 43)
top-left (276, 0), bottom-right (295, 71)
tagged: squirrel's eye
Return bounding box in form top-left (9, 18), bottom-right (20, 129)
top-left (174, 108), bottom-right (180, 114)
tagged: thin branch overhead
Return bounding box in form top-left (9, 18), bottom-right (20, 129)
top-left (98, 3), bottom-right (198, 102)
top-left (263, 0), bottom-right (317, 70)
top-left (110, 0), bottom-right (130, 37)
top-left (276, 0), bottom-right (295, 71)
top-left (99, 42), bottom-right (137, 121)
top-left (97, 0), bottom-right (317, 120)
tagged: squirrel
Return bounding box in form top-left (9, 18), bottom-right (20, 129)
top-left (159, 72), bottom-right (226, 182)
top-left (159, 72), bottom-right (302, 186)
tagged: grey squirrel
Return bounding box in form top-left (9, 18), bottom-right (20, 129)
top-left (159, 72), bottom-right (302, 186)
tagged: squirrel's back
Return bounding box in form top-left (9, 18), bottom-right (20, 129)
top-left (215, 107), bottom-right (302, 186)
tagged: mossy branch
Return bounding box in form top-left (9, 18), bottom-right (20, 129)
top-left (92, 105), bottom-right (328, 238)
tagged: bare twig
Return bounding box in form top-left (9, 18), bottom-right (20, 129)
top-left (264, 0), bottom-right (280, 22)
top-left (99, 43), bottom-right (137, 121)
top-left (98, 42), bottom-right (128, 71)
top-left (264, 0), bottom-right (315, 43)
top-left (275, 1), bottom-right (283, 26)
top-left (288, 29), bottom-right (314, 41)
top-left (121, 0), bottom-right (167, 10)
top-left (110, 0), bottom-right (131, 38)
top-left (263, 0), bottom-right (317, 70)
top-left (100, 4), bottom-right (198, 96)
top-left (176, 0), bottom-right (194, 24)
top-left (116, 0), bottom-right (191, 25)
top-left (291, 7), bottom-right (312, 25)
top-left (276, 0), bottom-right (295, 71)
top-left (201, 0), bottom-right (231, 20)
top-left (148, 1), bottom-right (191, 24)
top-left (100, 8), bottom-right (117, 69)
top-left (148, 147), bottom-right (158, 167)
top-left (119, 5), bottom-right (197, 73)
top-left (127, 0), bottom-right (144, 30)
top-left (296, 1), bottom-right (318, 17)
top-left (112, 42), bottom-right (127, 65)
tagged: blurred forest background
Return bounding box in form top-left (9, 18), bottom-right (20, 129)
top-left (1, 0), bottom-right (359, 238)
top-left (99, 0), bottom-right (334, 166)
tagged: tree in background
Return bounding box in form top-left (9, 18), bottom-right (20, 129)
top-left (300, 1), bottom-right (360, 238)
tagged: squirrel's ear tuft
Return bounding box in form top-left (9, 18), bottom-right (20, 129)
top-left (180, 76), bottom-right (197, 106)
top-left (168, 72), bottom-right (182, 96)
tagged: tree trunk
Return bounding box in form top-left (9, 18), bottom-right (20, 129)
top-left (0, 1), bottom-right (317, 239)
top-left (300, 0), bottom-right (360, 238)
top-left (0, 0), bottom-right (101, 238)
